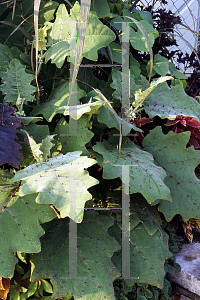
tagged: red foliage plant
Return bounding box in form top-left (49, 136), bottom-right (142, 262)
top-left (164, 115), bottom-right (200, 149)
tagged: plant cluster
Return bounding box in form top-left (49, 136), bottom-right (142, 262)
top-left (113, 222), bottom-right (182, 300)
top-left (0, 0), bottom-right (200, 299)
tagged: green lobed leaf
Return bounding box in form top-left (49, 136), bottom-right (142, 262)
top-left (143, 79), bottom-right (200, 121)
top-left (11, 152), bottom-right (99, 223)
top-left (0, 170), bottom-right (56, 278)
top-left (30, 211), bottom-right (121, 300)
top-left (75, 3), bottom-right (116, 61)
top-left (143, 127), bottom-right (200, 221)
top-left (44, 4), bottom-right (72, 68)
top-left (111, 12), bottom-right (158, 54)
top-left (110, 207), bottom-right (172, 289)
top-left (93, 133), bottom-right (171, 203)
top-left (0, 59), bottom-right (37, 105)
top-left (133, 76), bottom-right (173, 113)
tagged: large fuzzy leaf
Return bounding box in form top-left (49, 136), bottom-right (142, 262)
top-left (45, 2), bottom-right (116, 68)
top-left (0, 169), bottom-right (56, 278)
top-left (0, 59), bottom-right (37, 105)
top-left (143, 79), bottom-right (200, 121)
top-left (54, 115), bottom-right (93, 157)
top-left (93, 133), bottom-right (171, 203)
top-left (30, 211), bottom-right (121, 300)
top-left (143, 127), bottom-right (200, 222)
top-left (110, 196), bottom-right (172, 289)
top-left (11, 152), bottom-right (99, 223)
top-left (0, 103), bottom-right (24, 168)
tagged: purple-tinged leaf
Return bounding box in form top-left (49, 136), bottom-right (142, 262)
top-left (0, 103), bottom-right (24, 168)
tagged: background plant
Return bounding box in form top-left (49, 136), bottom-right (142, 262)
top-left (0, 0), bottom-right (200, 299)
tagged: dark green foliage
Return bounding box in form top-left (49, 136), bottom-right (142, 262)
top-left (0, 0), bottom-right (199, 299)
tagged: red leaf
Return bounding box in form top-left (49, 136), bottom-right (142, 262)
top-left (165, 119), bottom-right (180, 126)
top-left (185, 117), bottom-right (200, 128)
top-left (170, 294), bottom-right (181, 300)
top-left (135, 132), bottom-right (144, 147)
top-left (188, 136), bottom-right (200, 149)
top-left (165, 115), bottom-right (187, 126)
top-left (190, 128), bottom-right (200, 140)
top-left (131, 115), bottom-right (153, 127)
top-left (174, 127), bottom-right (183, 133)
